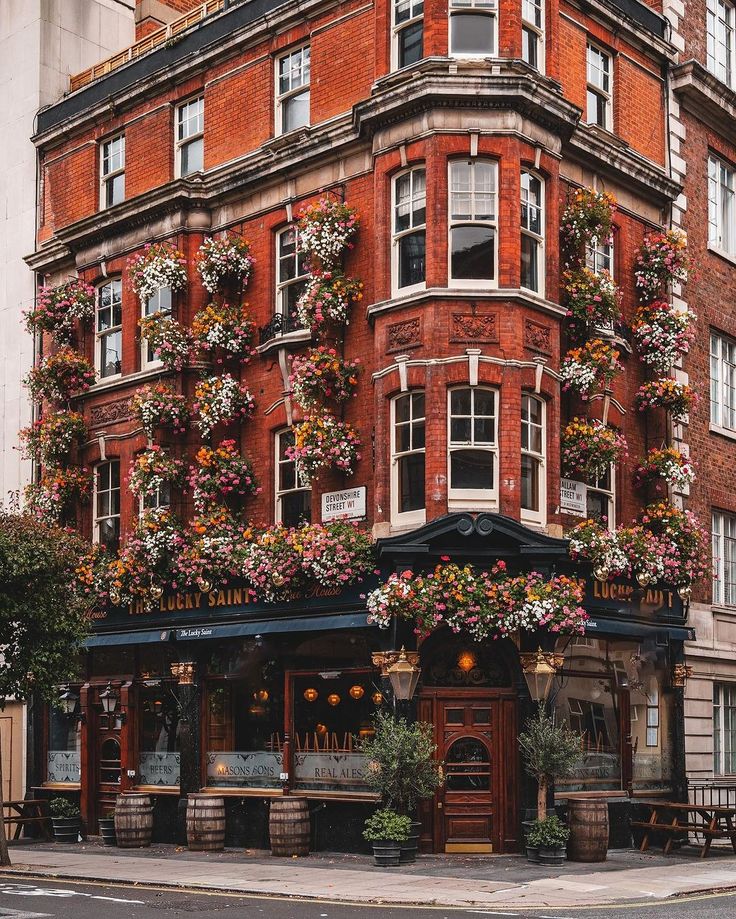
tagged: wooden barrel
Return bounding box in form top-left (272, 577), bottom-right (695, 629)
top-left (186, 794), bottom-right (225, 851)
top-left (114, 793), bottom-right (153, 848)
top-left (269, 797), bottom-right (310, 857)
top-left (567, 798), bottom-right (609, 862)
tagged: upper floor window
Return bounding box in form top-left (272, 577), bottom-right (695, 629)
top-left (586, 237), bottom-right (614, 276)
top-left (587, 466), bottom-right (615, 529)
top-left (393, 167), bottom-right (426, 293)
top-left (94, 460), bottom-right (121, 552)
top-left (391, 391), bottom-right (426, 524)
top-left (713, 682), bottom-right (736, 773)
top-left (277, 46), bottom-right (310, 135)
top-left (713, 510), bottom-right (736, 606)
top-left (449, 159), bottom-right (497, 284)
top-left (141, 287), bottom-right (172, 369)
top-left (586, 44), bottom-right (611, 129)
top-left (276, 429), bottom-right (312, 527)
top-left (448, 387), bottom-right (497, 504)
top-left (711, 329), bottom-right (736, 431)
top-left (522, 0), bottom-right (544, 71)
top-left (449, 0), bottom-right (497, 57)
top-left (176, 97), bottom-right (204, 177)
top-left (520, 171), bottom-right (544, 294)
top-left (141, 480), bottom-right (171, 515)
top-left (276, 225), bottom-right (310, 322)
top-left (708, 155), bottom-right (736, 256)
top-left (520, 393), bottom-right (545, 522)
top-left (100, 135), bottom-right (125, 209)
top-left (393, 0), bottom-right (424, 69)
top-left (707, 0), bottom-right (736, 88)
top-left (96, 279), bottom-right (122, 379)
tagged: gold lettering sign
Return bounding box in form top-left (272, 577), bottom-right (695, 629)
top-left (128, 588), bottom-right (250, 616)
top-left (591, 580), bottom-right (673, 610)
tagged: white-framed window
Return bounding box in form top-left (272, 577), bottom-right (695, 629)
top-left (94, 460), bottom-right (121, 552)
top-left (141, 287), bottom-right (172, 369)
top-left (714, 682), bottom-right (736, 774)
top-left (96, 279), bottom-right (122, 379)
top-left (393, 0), bottom-right (424, 69)
top-left (711, 329), bottom-right (736, 431)
top-left (586, 237), bottom-right (614, 276)
top-left (449, 159), bottom-right (497, 284)
top-left (100, 135), bottom-right (125, 209)
top-left (276, 225), bottom-right (310, 323)
top-left (393, 167), bottom-right (427, 294)
top-left (275, 429), bottom-right (312, 527)
top-left (176, 97), bottom-right (204, 177)
top-left (587, 43), bottom-right (612, 129)
top-left (276, 46), bottom-right (310, 135)
top-left (708, 155), bottom-right (736, 256)
top-left (520, 170), bottom-right (544, 294)
top-left (522, 0), bottom-right (544, 71)
top-left (520, 393), bottom-right (545, 523)
top-left (449, 0), bottom-right (497, 57)
top-left (713, 509), bottom-right (736, 606)
top-left (707, 0), bottom-right (736, 88)
top-left (587, 465), bottom-right (615, 529)
top-left (447, 386), bottom-right (498, 506)
top-left (645, 686), bottom-right (660, 748)
top-left (391, 391), bottom-right (426, 525)
top-left (141, 482), bottom-right (171, 515)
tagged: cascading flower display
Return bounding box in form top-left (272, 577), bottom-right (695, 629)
top-left (127, 446), bottom-right (187, 499)
top-left (561, 418), bottom-right (628, 480)
top-left (128, 241), bottom-right (188, 303)
top-left (18, 410), bottom-right (87, 464)
top-left (188, 440), bottom-right (259, 511)
top-left (562, 267), bottom-right (621, 333)
top-left (191, 301), bottom-right (255, 363)
top-left (24, 279), bottom-right (95, 342)
top-left (568, 520), bottom-right (629, 580)
top-left (176, 508), bottom-right (252, 592)
top-left (195, 233), bottom-right (255, 293)
top-left (296, 271), bottom-right (363, 329)
top-left (24, 347), bottom-right (96, 404)
top-left (130, 382), bottom-right (190, 438)
top-left (559, 339), bottom-right (622, 399)
top-left (289, 347), bottom-right (360, 410)
top-left (632, 300), bottom-right (696, 373)
top-left (297, 197), bottom-right (360, 268)
top-left (74, 543), bottom-right (113, 607)
top-left (561, 188), bottom-right (616, 250)
top-left (638, 501), bottom-right (709, 588)
top-left (287, 415), bottom-right (361, 484)
top-left (138, 314), bottom-right (193, 372)
top-left (634, 446), bottom-right (696, 492)
top-left (24, 467), bottom-right (91, 524)
top-left (635, 229), bottom-right (691, 300)
top-left (193, 374), bottom-right (255, 438)
top-left (635, 379), bottom-right (697, 422)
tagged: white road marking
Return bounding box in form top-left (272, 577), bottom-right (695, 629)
top-left (0, 884), bottom-right (143, 905)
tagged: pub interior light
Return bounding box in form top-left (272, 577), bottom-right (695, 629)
top-left (520, 648), bottom-right (564, 702)
top-left (304, 688), bottom-right (319, 702)
top-left (327, 693), bottom-right (341, 707)
top-left (457, 651), bottom-right (477, 673)
top-left (371, 691), bottom-right (384, 705)
top-left (349, 685), bottom-right (365, 700)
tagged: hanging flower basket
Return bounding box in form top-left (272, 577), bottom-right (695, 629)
top-left (128, 446), bottom-right (187, 499)
top-left (635, 379), bottom-right (696, 422)
top-left (176, 508), bottom-right (253, 592)
top-left (561, 188), bottom-right (616, 250)
top-left (634, 446), bottom-right (696, 492)
top-left (191, 302), bottom-right (255, 363)
top-left (131, 382), bottom-right (190, 438)
top-left (637, 501), bottom-right (709, 587)
top-left (289, 347), bottom-right (360, 410)
top-left (632, 300), bottom-right (696, 374)
top-left (195, 234), bottom-right (255, 293)
top-left (568, 519), bottom-right (629, 579)
top-left (24, 279), bottom-right (95, 342)
top-left (138, 314), bottom-right (193, 372)
top-left (24, 467), bottom-right (91, 524)
top-left (296, 271), bottom-right (363, 330)
top-left (297, 197), bottom-right (360, 268)
top-left (74, 544), bottom-right (114, 607)
top-left (24, 347), bottom-right (96, 404)
top-left (188, 440), bottom-right (259, 511)
top-left (559, 339), bottom-right (622, 399)
top-left (634, 229), bottom-right (691, 301)
top-left (18, 410), bottom-right (87, 464)
top-left (128, 241), bottom-right (188, 303)
top-left (239, 526), bottom-right (306, 603)
top-left (562, 268), bottom-right (621, 333)
top-left (193, 374), bottom-right (255, 438)
top-left (561, 418), bottom-right (627, 480)
top-left (287, 415), bottom-right (361, 484)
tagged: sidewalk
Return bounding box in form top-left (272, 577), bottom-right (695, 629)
top-left (3, 840), bottom-right (736, 909)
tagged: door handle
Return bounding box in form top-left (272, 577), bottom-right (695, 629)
top-left (437, 802), bottom-right (443, 809)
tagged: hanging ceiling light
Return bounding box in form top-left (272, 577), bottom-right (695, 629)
top-left (349, 685), bottom-right (364, 700)
top-left (457, 651), bottom-right (477, 673)
top-left (304, 688), bottom-right (318, 702)
top-left (327, 693), bottom-right (341, 707)
top-left (371, 691), bottom-right (383, 705)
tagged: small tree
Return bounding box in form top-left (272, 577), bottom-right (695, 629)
top-left (519, 703), bottom-right (581, 821)
top-left (0, 511), bottom-right (89, 865)
top-left (359, 712), bottom-right (444, 815)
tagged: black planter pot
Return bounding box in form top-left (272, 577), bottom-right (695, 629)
top-left (538, 846), bottom-right (567, 866)
top-left (372, 839), bottom-right (402, 867)
top-left (98, 817), bottom-right (117, 847)
top-left (52, 817), bottom-right (81, 844)
top-left (526, 845), bottom-right (540, 863)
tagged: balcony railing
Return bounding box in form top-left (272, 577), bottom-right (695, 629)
top-left (259, 312), bottom-right (308, 346)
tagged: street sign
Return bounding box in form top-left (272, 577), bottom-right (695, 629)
top-left (321, 486), bottom-right (367, 521)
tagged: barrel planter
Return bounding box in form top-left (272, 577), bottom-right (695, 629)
top-left (51, 817), bottom-right (81, 844)
top-left (269, 797), bottom-right (310, 857)
top-left (567, 798), bottom-right (609, 862)
top-left (371, 840), bottom-right (402, 867)
top-left (98, 816), bottom-right (116, 847)
top-left (114, 793), bottom-right (153, 849)
top-left (186, 794), bottom-right (226, 851)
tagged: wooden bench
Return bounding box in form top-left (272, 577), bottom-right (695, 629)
top-left (2, 799), bottom-right (51, 841)
top-left (632, 800), bottom-right (736, 858)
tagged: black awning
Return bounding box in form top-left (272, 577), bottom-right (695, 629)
top-left (586, 617), bottom-right (694, 642)
top-left (84, 628), bottom-right (174, 648)
top-left (174, 612), bottom-right (369, 642)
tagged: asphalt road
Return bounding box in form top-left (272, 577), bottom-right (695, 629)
top-left (0, 878), bottom-right (735, 919)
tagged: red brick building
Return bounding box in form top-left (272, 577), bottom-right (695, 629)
top-left (26, 0), bottom-right (697, 850)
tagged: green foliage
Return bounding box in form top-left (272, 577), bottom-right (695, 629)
top-left (519, 704), bottom-right (581, 787)
top-left (0, 511), bottom-right (89, 704)
top-left (362, 808), bottom-right (412, 843)
top-left (49, 797), bottom-right (80, 819)
top-left (359, 712), bottom-right (444, 814)
top-left (525, 815), bottom-right (570, 849)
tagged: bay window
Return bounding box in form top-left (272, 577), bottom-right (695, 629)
top-left (520, 171), bottom-right (544, 294)
top-left (391, 391), bottom-right (426, 524)
top-left (520, 394), bottom-right (545, 523)
top-left (449, 159), bottom-right (497, 283)
top-left (393, 0), bottom-right (424, 69)
top-left (447, 387), bottom-right (498, 506)
top-left (449, 0), bottom-right (497, 57)
top-left (393, 167), bottom-right (426, 293)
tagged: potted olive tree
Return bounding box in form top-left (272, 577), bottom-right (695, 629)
top-left (359, 712), bottom-right (444, 864)
top-left (363, 808), bottom-right (412, 867)
top-left (49, 798), bottom-right (81, 844)
top-left (519, 704), bottom-right (581, 864)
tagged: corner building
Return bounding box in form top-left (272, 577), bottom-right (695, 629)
top-left (29, 0), bottom-right (693, 851)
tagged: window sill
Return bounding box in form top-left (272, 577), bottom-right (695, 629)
top-left (709, 423), bottom-right (736, 443)
top-left (711, 605), bottom-right (736, 616)
top-left (257, 327), bottom-right (311, 356)
top-left (707, 245), bottom-right (736, 267)
top-left (368, 287), bottom-right (566, 320)
top-left (84, 366), bottom-right (172, 400)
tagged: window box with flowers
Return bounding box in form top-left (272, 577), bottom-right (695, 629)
top-left (634, 229), bottom-right (691, 302)
top-left (193, 374), bottom-right (255, 438)
top-left (138, 314), bottom-right (193, 372)
top-left (559, 339), bottom-right (622, 400)
top-left (287, 415), bottom-right (361, 484)
top-left (18, 411), bottom-right (87, 464)
top-left (25, 467), bottom-right (91, 524)
top-left (562, 267), bottom-right (621, 337)
top-left (191, 302), bottom-right (255, 364)
top-left (24, 279), bottom-right (95, 343)
top-left (128, 447), bottom-right (187, 501)
top-left (296, 271), bottom-right (364, 330)
top-left (131, 382), bottom-right (190, 438)
top-left (24, 348), bottom-right (96, 405)
top-left (297, 197), bottom-right (360, 269)
top-left (635, 379), bottom-right (697, 423)
top-left (632, 300), bottom-right (696, 374)
top-left (561, 418), bottom-right (627, 481)
top-left (195, 233), bottom-right (255, 294)
top-left (128, 242), bottom-right (188, 304)
top-left (188, 440), bottom-right (259, 511)
top-left (561, 188), bottom-right (616, 252)
top-left (634, 446), bottom-right (696, 492)
top-left (289, 347), bottom-right (360, 410)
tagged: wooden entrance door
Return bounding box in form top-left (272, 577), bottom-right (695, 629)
top-left (88, 707), bottom-right (123, 830)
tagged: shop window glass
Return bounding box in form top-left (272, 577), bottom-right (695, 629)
top-left (48, 705), bottom-right (81, 784)
top-left (630, 658), bottom-right (674, 789)
top-left (138, 684), bottom-right (181, 786)
top-left (714, 682), bottom-right (736, 774)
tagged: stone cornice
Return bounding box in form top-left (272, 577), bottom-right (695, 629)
top-left (565, 0), bottom-right (673, 58)
top-left (367, 287), bottom-right (568, 322)
top-left (671, 60), bottom-right (736, 146)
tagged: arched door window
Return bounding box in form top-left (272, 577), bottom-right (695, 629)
top-left (99, 737), bottom-right (121, 784)
top-left (445, 737), bottom-right (491, 790)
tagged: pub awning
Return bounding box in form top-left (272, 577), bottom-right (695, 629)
top-left (585, 617), bottom-right (694, 643)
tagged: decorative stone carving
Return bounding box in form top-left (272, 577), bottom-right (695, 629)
top-left (90, 398), bottom-right (133, 427)
top-left (524, 319), bottom-right (552, 354)
top-left (387, 317), bottom-right (422, 352)
top-left (450, 312), bottom-right (498, 343)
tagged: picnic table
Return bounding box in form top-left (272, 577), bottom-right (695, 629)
top-left (631, 799), bottom-right (736, 858)
top-left (2, 799), bottom-right (51, 841)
